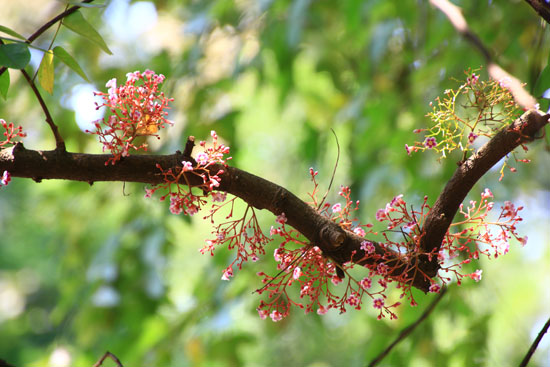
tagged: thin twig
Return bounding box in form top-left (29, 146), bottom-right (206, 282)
top-left (93, 351), bottom-right (124, 367)
top-left (430, 0), bottom-right (538, 110)
top-left (20, 69), bottom-right (65, 151)
top-left (367, 287), bottom-right (448, 367)
top-left (0, 0), bottom-right (95, 77)
top-left (317, 128), bottom-right (340, 210)
top-left (519, 315), bottom-right (550, 367)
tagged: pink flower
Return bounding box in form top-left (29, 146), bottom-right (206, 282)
top-left (270, 310), bottom-right (283, 322)
top-left (1, 170), bottom-right (11, 186)
top-left (257, 309), bottom-right (269, 320)
top-left (405, 144), bottom-right (412, 156)
top-left (390, 194), bottom-right (404, 207)
top-left (276, 213), bottom-right (287, 224)
top-left (346, 292), bottom-right (360, 306)
top-left (375, 209), bottom-right (387, 221)
top-left (481, 188), bottom-right (493, 199)
top-left (196, 152), bottom-right (209, 166)
top-left (293, 267), bottom-right (302, 280)
top-left (468, 132), bottom-right (478, 144)
top-left (471, 269), bottom-right (483, 282)
top-left (376, 263), bottom-right (389, 276)
top-left (185, 204), bottom-right (198, 216)
top-left (332, 203), bottom-right (342, 213)
top-left (211, 192), bottom-right (226, 202)
top-left (429, 283), bottom-right (441, 293)
top-left (169, 195), bottom-right (183, 215)
top-left (360, 277), bottom-right (372, 289)
top-left (316, 305), bottom-right (328, 315)
top-left (181, 161), bottom-right (194, 172)
top-left (467, 73), bottom-right (479, 85)
top-left (519, 236), bottom-right (528, 246)
top-left (373, 298), bottom-right (385, 309)
top-left (274, 248), bottom-right (283, 262)
top-left (331, 276), bottom-right (342, 286)
top-left (424, 137), bottom-right (437, 149)
top-left (360, 240), bottom-right (375, 254)
top-left (353, 227), bottom-right (366, 237)
top-left (221, 267), bottom-right (233, 281)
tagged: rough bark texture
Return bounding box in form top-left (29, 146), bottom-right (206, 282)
top-left (1, 110), bottom-right (548, 291)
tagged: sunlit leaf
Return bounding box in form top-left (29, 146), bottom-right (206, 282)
top-left (62, 10), bottom-right (113, 55)
top-left (38, 50), bottom-right (54, 94)
top-left (0, 25), bottom-right (27, 41)
top-left (0, 42), bottom-right (30, 69)
top-left (0, 70), bottom-right (9, 99)
top-left (53, 46), bottom-right (89, 81)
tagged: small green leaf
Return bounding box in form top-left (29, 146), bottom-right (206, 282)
top-left (38, 50), bottom-right (54, 95)
top-left (0, 43), bottom-right (31, 69)
top-left (0, 25), bottom-right (27, 41)
top-left (53, 46), bottom-right (89, 81)
top-left (0, 70), bottom-right (9, 99)
top-left (62, 11), bottom-right (112, 55)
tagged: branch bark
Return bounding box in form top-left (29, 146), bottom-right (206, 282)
top-left (524, 0), bottom-right (550, 24)
top-left (1, 110), bottom-right (547, 292)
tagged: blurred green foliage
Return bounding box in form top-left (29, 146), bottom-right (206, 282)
top-left (0, 0), bottom-right (549, 366)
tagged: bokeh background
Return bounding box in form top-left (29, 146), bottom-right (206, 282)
top-left (0, 0), bottom-right (549, 366)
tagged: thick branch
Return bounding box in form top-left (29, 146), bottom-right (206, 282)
top-left (524, 0), bottom-right (550, 24)
top-left (419, 110), bottom-right (549, 276)
top-left (1, 111), bottom-right (547, 291)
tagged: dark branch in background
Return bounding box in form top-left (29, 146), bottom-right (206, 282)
top-left (519, 316), bottom-right (550, 367)
top-left (0, 0), bottom-right (94, 77)
top-left (93, 351), bottom-right (123, 367)
top-left (430, 0), bottom-right (538, 110)
top-left (20, 69), bottom-right (65, 151)
top-left (524, 0), bottom-right (550, 24)
top-left (1, 110), bottom-right (547, 292)
top-left (367, 287), bottom-right (448, 367)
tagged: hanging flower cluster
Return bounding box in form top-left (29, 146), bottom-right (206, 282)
top-left (145, 130), bottom-right (231, 216)
top-left (87, 70), bottom-right (174, 165)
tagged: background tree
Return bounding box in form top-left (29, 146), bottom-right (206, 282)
top-left (0, 1), bottom-right (549, 366)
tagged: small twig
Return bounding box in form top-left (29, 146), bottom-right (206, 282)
top-left (367, 287), bottom-right (448, 367)
top-left (430, 0), bottom-right (538, 110)
top-left (519, 315), bottom-right (550, 367)
top-left (20, 69), bottom-right (65, 151)
top-left (183, 136), bottom-right (196, 157)
top-left (317, 128), bottom-right (340, 210)
top-left (93, 351), bottom-right (124, 367)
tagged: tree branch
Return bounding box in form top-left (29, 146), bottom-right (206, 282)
top-left (20, 69), bottom-right (65, 151)
top-left (519, 315), bottom-right (550, 367)
top-left (1, 110), bottom-right (547, 292)
top-left (368, 287), bottom-right (448, 367)
top-left (523, 0), bottom-right (550, 24)
top-left (430, 0), bottom-right (538, 110)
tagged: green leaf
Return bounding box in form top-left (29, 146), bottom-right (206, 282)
top-left (0, 43), bottom-right (31, 69)
top-left (62, 11), bottom-right (112, 55)
top-left (53, 46), bottom-right (89, 81)
top-left (0, 70), bottom-right (9, 100)
top-left (533, 64), bottom-right (550, 98)
top-left (0, 25), bottom-right (27, 41)
top-left (38, 50), bottom-right (54, 95)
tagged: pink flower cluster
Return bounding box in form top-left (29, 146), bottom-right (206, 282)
top-left (88, 70), bottom-right (174, 165)
top-left (1, 119), bottom-right (26, 147)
